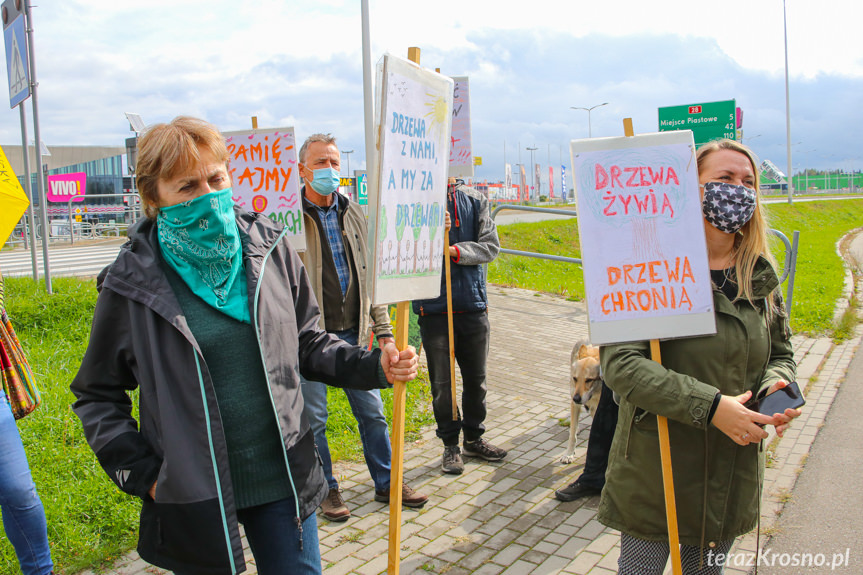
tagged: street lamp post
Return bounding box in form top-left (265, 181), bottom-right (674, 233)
top-left (340, 149), bottom-right (354, 176)
top-left (783, 0), bottom-right (793, 203)
top-left (570, 102), bottom-right (608, 138)
top-left (526, 146), bottom-right (538, 200)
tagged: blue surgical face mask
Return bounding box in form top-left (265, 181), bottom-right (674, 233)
top-left (309, 167), bottom-right (340, 196)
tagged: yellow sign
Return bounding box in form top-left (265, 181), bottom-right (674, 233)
top-left (75, 215), bottom-right (82, 222)
top-left (340, 177), bottom-right (356, 187)
top-left (473, 156), bottom-right (482, 166)
top-left (0, 144), bottom-right (29, 244)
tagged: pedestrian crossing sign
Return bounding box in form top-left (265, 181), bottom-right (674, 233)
top-left (4, 14), bottom-right (30, 108)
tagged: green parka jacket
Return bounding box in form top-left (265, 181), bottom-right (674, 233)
top-left (598, 256), bottom-right (795, 548)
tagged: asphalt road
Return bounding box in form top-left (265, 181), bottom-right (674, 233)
top-left (755, 232), bottom-right (863, 575)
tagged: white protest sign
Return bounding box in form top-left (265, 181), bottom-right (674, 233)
top-left (367, 54), bottom-right (453, 305)
top-left (448, 76), bottom-right (473, 178)
top-left (571, 130), bottom-right (715, 344)
top-left (224, 127), bottom-right (305, 251)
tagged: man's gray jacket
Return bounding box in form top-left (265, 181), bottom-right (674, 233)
top-left (300, 191), bottom-right (393, 343)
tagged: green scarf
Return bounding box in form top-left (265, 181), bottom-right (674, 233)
top-left (157, 188), bottom-right (251, 323)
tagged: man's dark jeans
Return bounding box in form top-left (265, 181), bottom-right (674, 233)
top-left (418, 311), bottom-right (489, 446)
top-left (578, 382), bottom-right (619, 488)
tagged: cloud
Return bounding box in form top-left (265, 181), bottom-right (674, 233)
top-left (0, 0), bottom-right (859, 183)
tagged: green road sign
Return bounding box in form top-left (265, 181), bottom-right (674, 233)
top-left (658, 100), bottom-right (736, 146)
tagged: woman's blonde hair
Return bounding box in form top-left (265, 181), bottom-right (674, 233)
top-left (136, 116), bottom-right (228, 219)
top-left (696, 139), bottom-right (778, 308)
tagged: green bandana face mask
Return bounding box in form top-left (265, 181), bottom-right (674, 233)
top-left (157, 188), bottom-right (250, 323)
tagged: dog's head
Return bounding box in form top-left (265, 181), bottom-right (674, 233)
top-left (571, 340), bottom-right (602, 406)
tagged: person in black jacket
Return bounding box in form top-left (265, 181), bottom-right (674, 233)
top-left (413, 178), bottom-right (507, 475)
top-left (554, 383), bottom-right (618, 501)
top-left (70, 117), bottom-right (418, 575)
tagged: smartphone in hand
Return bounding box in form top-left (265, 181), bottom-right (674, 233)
top-left (746, 381), bottom-right (806, 418)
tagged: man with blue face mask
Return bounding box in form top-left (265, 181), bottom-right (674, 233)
top-left (298, 134), bottom-right (429, 521)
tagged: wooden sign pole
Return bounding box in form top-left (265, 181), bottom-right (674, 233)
top-left (623, 117), bottom-right (682, 575)
top-left (445, 228), bottom-right (457, 420)
top-left (251, 116), bottom-right (258, 129)
top-left (387, 301), bottom-right (409, 575)
top-left (386, 46), bottom-right (422, 575)
top-left (437, 67), bottom-right (458, 421)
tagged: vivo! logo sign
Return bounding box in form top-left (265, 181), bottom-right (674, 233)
top-left (47, 173), bottom-right (87, 202)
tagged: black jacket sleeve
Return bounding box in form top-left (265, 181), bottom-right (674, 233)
top-left (70, 288), bottom-right (162, 499)
top-left (279, 237), bottom-right (389, 390)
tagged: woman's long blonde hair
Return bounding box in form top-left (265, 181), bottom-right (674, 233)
top-left (696, 139), bottom-right (778, 310)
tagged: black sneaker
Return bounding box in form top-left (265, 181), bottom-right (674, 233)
top-left (463, 438), bottom-right (507, 461)
top-left (442, 445), bottom-right (464, 474)
top-left (554, 481), bottom-right (602, 502)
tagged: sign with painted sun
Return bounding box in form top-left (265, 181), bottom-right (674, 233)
top-left (367, 53), bottom-right (454, 305)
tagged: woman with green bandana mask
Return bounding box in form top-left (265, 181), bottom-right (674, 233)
top-left (70, 116), bottom-right (420, 575)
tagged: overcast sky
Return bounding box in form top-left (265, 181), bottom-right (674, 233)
top-left (1, 0), bottom-right (860, 188)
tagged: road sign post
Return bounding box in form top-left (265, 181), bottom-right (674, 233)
top-left (658, 100), bottom-right (737, 147)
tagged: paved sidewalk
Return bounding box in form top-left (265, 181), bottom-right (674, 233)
top-left (79, 285), bottom-right (852, 575)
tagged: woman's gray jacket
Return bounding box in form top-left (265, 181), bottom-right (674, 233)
top-left (71, 208), bottom-right (387, 574)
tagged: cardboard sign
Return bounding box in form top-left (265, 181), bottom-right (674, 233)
top-left (571, 130), bottom-right (715, 344)
top-left (448, 76), bottom-right (473, 178)
top-left (47, 172), bottom-right (86, 202)
top-left (0, 144), bottom-right (28, 242)
top-left (367, 54), bottom-right (454, 305)
top-left (224, 127), bottom-right (305, 251)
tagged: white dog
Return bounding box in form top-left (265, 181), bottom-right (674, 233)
top-left (560, 339), bottom-right (603, 464)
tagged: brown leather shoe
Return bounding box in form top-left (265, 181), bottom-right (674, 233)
top-left (320, 487), bottom-right (351, 521)
top-left (374, 483), bottom-right (429, 508)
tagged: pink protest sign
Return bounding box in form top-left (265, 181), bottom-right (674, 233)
top-left (448, 76), bottom-right (473, 178)
top-left (47, 172), bottom-right (87, 203)
top-left (223, 127), bottom-right (304, 251)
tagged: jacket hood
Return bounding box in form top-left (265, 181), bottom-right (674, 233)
top-left (101, 207), bottom-right (286, 325)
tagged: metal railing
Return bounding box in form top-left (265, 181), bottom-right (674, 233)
top-left (6, 193), bottom-right (142, 248)
top-left (490, 204), bottom-right (799, 313)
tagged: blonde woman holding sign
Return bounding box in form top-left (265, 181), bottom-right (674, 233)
top-left (598, 139), bottom-right (800, 574)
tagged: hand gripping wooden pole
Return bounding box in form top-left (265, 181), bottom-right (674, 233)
top-left (387, 45), bottom-right (422, 575)
top-left (623, 117), bottom-right (682, 575)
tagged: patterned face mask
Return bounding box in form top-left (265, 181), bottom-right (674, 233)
top-left (157, 188), bottom-right (250, 323)
top-left (701, 182), bottom-right (757, 234)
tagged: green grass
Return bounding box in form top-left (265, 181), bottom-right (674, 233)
top-left (489, 199), bottom-right (863, 335)
top-left (1, 277), bottom-right (140, 574)
top-left (489, 219), bottom-right (585, 301)
top-left (764, 200), bottom-right (863, 335)
top-left (0, 277), bottom-right (432, 574)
